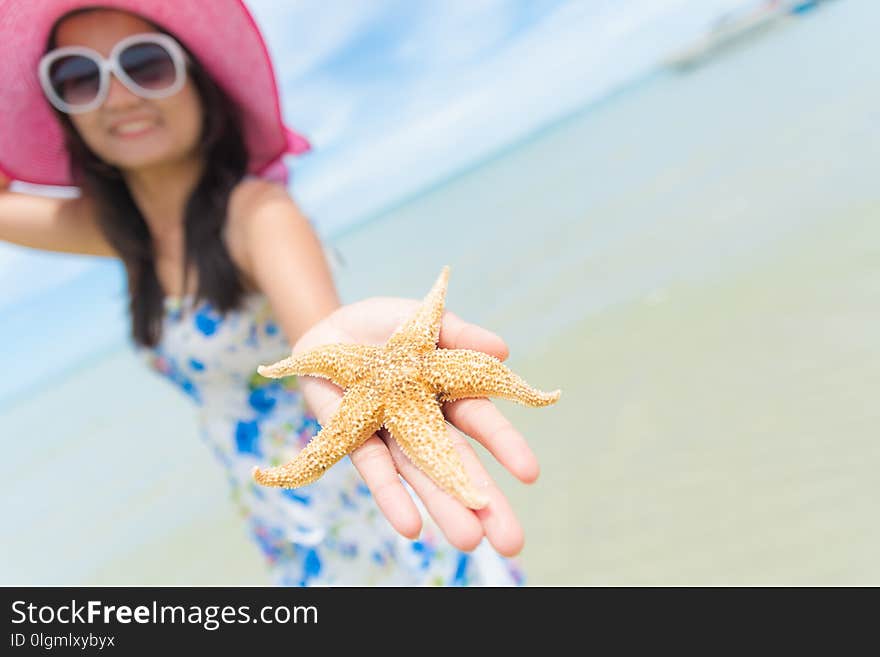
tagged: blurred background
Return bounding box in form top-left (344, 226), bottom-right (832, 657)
top-left (2, 0), bottom-right (878, 585)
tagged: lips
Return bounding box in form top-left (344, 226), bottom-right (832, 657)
top-left (108, 117), bottom-right (159, 137)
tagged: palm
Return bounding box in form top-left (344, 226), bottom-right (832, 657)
top-left (288, 296), bottom-right (539, 557)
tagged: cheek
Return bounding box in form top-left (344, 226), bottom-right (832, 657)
top-left (69, 114), bottom-right (105, 151)
top-left (164, 84), bottom-right (204, 148)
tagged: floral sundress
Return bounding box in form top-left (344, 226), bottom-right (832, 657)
top-left (136, 291), bottom-right (524, 586)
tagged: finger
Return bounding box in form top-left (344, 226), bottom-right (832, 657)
top-left (379, 428), bottom-right (485, 552)
top-left (439, 310), bottom-right (509, 362)
top-left (294, 379), bottom-right (423, 540)
top-left (296, 376), bottom-right (423, 540)
top-left (385, 423), bottom-right (525, 557)
top-left (443, 398), bottom-right (540, 484)
top-left (350, 435), bottom-right (423, 540)
top-left (445, 423), bottom-right (525, 558)
top-left (297, 377), bottom-right (344, 426)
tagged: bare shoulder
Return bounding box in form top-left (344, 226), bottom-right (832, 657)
top-left (229, 176), bottom-right (289, 212)
top-left (224, 177), bottom-right (313, 288)
top-left (227, 177), bottom-right (309, 232)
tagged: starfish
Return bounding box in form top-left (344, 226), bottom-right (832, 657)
top-left (252, 266), bottom-right (561, 509)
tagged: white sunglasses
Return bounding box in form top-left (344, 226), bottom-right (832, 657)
top-left (39, 33), bottom-right (188, 114)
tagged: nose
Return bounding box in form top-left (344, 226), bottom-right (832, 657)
top-left (102, 72), bottom-right (141, 110)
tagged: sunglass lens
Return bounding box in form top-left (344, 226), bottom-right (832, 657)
top-left (48, 55), bottom-right (100, 106)
top-left (119, 42), bottom-right (177, 91)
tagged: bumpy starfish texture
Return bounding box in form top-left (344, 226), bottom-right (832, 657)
top-left (252, 266), bottom-right (561, 509)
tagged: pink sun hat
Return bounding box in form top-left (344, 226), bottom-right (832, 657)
top-left (0, 0), bottom-right (312, 187)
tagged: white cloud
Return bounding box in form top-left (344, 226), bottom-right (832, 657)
top-left (290, 0), bottom-right (757, 235)
top-left (281, 78), bottom-right (359, 150)
top-left (246, 0), bottom-right (391, 82)
top-left (390, 0), bottom-right (518, 70)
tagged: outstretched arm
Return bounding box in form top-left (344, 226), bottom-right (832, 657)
top-left (230, 178), bottom-right (340, 348)
top-left (232, 181), bottom-right (538, 557)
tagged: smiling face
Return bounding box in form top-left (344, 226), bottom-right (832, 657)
top-left (53, 9), bottom-right (204, 173)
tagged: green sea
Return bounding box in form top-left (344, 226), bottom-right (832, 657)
top-left (2, 0), bottom-right (878, 585)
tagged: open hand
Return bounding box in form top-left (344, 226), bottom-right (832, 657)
top-left (287, 296), bottom-right (540, 557)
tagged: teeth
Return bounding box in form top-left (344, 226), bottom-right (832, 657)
top-left (114, 120), bottom-right (154, 135)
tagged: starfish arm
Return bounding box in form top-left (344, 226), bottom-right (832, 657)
top-left (253, 384), bottom-right (383, 488)
top-left (383, 383), bottom-right (489, 509)
top-left (422, 348), bottom-right (561, 406)
top-left (385, 265), bottom-right (449, 354)
top-left (256, 344), bottom-right (381, 388)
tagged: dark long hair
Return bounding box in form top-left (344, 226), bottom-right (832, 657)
top-left (47, 11), bottom-right (250, 348)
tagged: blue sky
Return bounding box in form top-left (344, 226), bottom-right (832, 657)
top-left (0, 0), bottom-right (764, 403)
top-left (1, 0), bottom-right (757, 311)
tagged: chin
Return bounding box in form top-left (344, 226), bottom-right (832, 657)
top-left (104, 141), bottom-right (200, 172)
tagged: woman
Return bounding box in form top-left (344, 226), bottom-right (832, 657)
top-left (0, 0), bottom-right (539, 585)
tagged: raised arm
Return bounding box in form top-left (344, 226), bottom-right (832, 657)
top-left (0, 171), bottom-right (117, 257)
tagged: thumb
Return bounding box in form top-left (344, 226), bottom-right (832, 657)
top-left (440, 311), bottom-right (510, 362)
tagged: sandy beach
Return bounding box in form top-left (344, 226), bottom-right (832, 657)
top-left (2, 0), bottom-right (878, 585)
